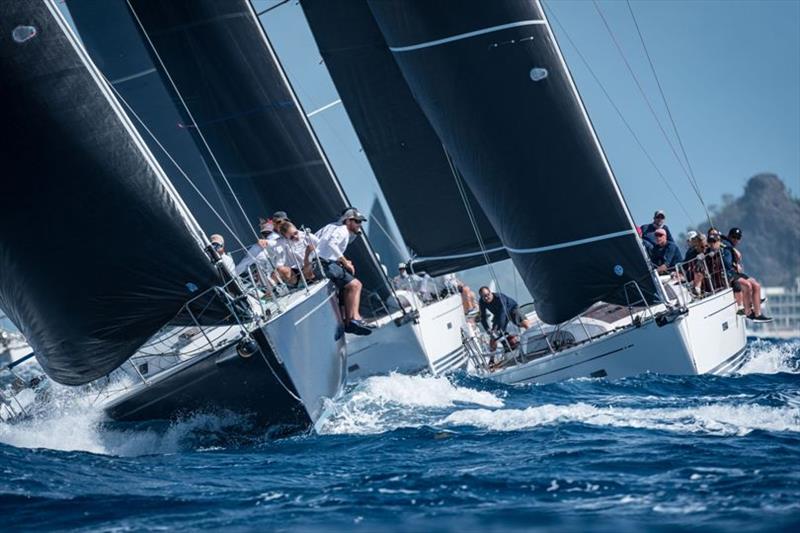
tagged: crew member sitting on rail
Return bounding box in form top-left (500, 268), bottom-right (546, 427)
top-left (721, 227), bottom-right (771, 322)
top-left (458, 284), bottom-right (478, 318)
top-left (478, 287), bottom-right (530, 335)
top-left (316, 208), bottom-right (373, 336)
top-left (392, 263), bottom-right (420, 293)
top-left (649, 228), bottom-right (681, 273)
top-left (274, 221), bottom-right (320, 289)
top-left (683, 232), bottom-right (707, 296)
top-left (640, 209), bottom-right (674, 245)
top-left (209, 234), bottom-right (236, 277)
top-left (235, 218), bottom-right (280, 282)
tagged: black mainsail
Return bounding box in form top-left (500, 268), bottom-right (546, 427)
top-left (301, 0), bottom-right (507, 276)
top-left (368, 0), bottom-right (659, 323)
top-left (120, 0), bottom-right (389, 298)
top-left (0, 0), bottom-right (225, 385)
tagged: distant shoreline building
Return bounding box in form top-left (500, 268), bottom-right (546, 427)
top-left (749, 277), bottom-right (800, 339)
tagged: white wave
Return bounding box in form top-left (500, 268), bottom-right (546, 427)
top-left (0, 378), bottom-right (245, 457)
top-left (738, 339), bottom-right (800, 375)
top-left (317, 373), bottom-right (503, 435)
top-left (442, 401), bottom-right (800, 436)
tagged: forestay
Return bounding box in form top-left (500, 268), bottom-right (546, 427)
top-left (125, 0), bottom-right (389, 297)
top-left (0, 0), bottom-right (225, 385)
top-left (368, 0), bottom-right (658, 324)
top-left (301, 0), bottom-right (507, 276)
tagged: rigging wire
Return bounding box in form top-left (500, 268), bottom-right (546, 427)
top-left (256, 0), bottom-right (292, 17)
top-left (625, 0), bottom-right (714, 228)
top-left (127, 2), bottom-right (259, 242)
top-left (545, 6), bottom-right (695, 223)
top-left (591, 0), bottom-right (712, 226)
top-left (106, 80), bottom-right (261, 262)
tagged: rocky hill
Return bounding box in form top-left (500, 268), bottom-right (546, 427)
top-left (684, 173), bottom-right (799, 287)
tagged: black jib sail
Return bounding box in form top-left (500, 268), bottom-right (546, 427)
top-left (65, 0), bottom-right (252, 246)
top-left (0, 0), bottom-right (225, 385)
top-left (122, 0), bottom-right (389, 297)
top-left (301, 0), bottom-right (507, 276)
top-left (368, 0), bottom-right (659, 324)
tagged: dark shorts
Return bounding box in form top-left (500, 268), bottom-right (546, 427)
top-left (285, 267), bottom-right (302, 288)
top-left (509, 306), bottom-right (527, 327)
top-left (730, 272), bottom-right (749, 293)
top-left (321, 259), bottom-right (355, 290)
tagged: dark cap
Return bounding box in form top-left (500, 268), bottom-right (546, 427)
top-left (728, 227), bottom-right (742, 240)
top-left (272, 211), bottom-right (288, 221)
top-left (341, 207), bottom-right (367, 222)
top-left (654, 209), bottom-right (666, 219)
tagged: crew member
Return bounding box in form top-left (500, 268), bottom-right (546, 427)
top-left (640, 210), bottom-right (674, 245)
top-left (316, 208), bottom-right (374, 335)
top-left (209, 234), bottom-right (235, 276)
top-left (477, 287), bottom-right (530, 334)
top-left (649, 228), bottom-right (681, 273)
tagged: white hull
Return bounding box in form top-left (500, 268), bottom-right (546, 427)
top-left (488, 288), bottom-right (747, 385)
top-left (347, 292), bottom-right (468, 379)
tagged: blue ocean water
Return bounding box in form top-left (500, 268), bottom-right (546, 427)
top-left (1, 338), bottom-right (799, 532)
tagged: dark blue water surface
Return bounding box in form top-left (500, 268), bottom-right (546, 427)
top-left (1, 338), bottom-right (799, 532)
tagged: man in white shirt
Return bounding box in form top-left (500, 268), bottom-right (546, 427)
top-left (234, 211), bottom-right (290, 282)
top-left (209, 234), bottom-right (236, 277)
top-left (274, 221), bottom-right (320, 289)
top-left (315, 208), bottom-right (373, 336)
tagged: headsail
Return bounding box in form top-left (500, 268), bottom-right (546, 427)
top-left (301, 0), bottom-right (507, 276)
top-left (0, 0), bottom-right (225, 385)
top-left (368, 0), bottom-right (659, 323)
top-left (65, 0), bottom-right (253, 246)
top-left (120, 0), bottom-right (389, 297)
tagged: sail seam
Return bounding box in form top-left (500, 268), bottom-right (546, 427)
top-left (110, 67), bottom-right (157, 85)
top-left (507, 229), bottom-right (635, 254)
top-left (410, 246), bottom-right (507, 263)
top-left (389, 20), bottom-right (546, 52)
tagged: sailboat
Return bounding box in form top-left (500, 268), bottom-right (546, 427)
top-left (362, 0), bottom-right (748, 383)
top-left (0, 0), bottom-right (345, 432)
top-left (299, 0), bottom-right (518, 377)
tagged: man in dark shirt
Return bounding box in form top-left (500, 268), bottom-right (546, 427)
top-left (640, 210), bottom-right (674, 245)
top-left (721, 228), bottom-right (770, 322)
top-left (649, 228), bottom-right (681, 273)
top-left (478, 287), bottom-right (530, 333)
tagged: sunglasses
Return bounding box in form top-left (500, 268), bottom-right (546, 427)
top-left (349, 218), bottom-right (363, 225)
top-left (211, 242), bottom-right (223, 250)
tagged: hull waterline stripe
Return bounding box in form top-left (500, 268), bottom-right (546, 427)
top-left (507, 229), bottom-right (635, 254)
top-left (708, 346), bottom-right (748, 375)
top-left (389, 20), bottom-right (546, 52)
top-left (410, 246), bottom-right (507, 264)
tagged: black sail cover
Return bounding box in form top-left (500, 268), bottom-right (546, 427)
top-left (0, 0), bottom-right (225, 385)
top-left (301, 0), bottom-right (507, 275)
top-left (368, 0), bottom-right (659, 324)
top-left (123, 0), bottom-right (389, 297)
top-left (65, 0), bottom-right (253, 246)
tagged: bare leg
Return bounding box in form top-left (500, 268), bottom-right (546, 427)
top-left (343, 279), bottom-right (363, 322)
top-left (519, 318), bottom-right (531, 330)
top-left (739, 279), bottom-right (754, 314)
top-left (750, 279), bottom-right (762, 315)
top-left (276, 266), bottom-right (297, 286)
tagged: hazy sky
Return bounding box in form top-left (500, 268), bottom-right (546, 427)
top-left (254, 0), bottom-right (799, 299)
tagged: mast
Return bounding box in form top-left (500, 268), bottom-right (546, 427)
top-left (367, 0), bottom-right (659, 323)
